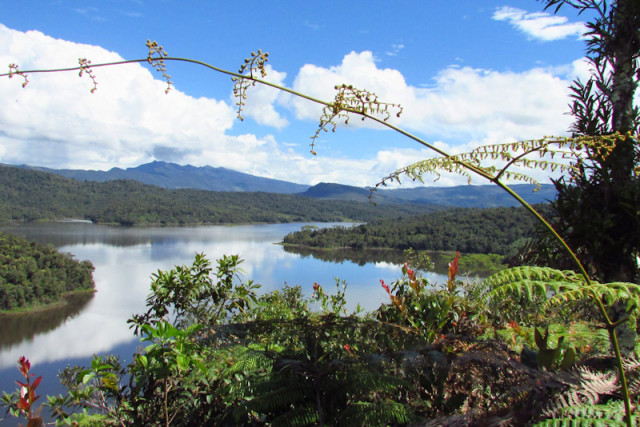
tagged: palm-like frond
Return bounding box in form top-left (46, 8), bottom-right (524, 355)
top-left (485, 266), bottom-right (585, 303)
top-left (544, 282), bottom-right (640, 315)
top-left (376, 134), bottom-right (619, 188)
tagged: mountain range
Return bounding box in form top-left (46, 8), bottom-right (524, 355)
top-left (17, 161), bottom-right (557, 208)
top-left (22, 161), bottom-right (308, 194)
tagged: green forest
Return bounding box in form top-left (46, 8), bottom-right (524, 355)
top-left (0, 166), bottom-right (435, 225)
top-left (282, 205), bottom-right (550, 256)
top-left (0, 232), bottom-right (94, 311)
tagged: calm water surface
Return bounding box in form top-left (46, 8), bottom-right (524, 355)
top-left (0, 221), bottom-right (449, 417)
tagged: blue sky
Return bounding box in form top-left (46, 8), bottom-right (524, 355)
top-left (0, 1), bottom-right (597, 187)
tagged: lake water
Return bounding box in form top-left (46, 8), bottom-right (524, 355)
top-left (0, 221), bottom-right (449, 420)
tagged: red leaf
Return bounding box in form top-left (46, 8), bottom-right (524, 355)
top-left (403, 262), bottom-right (415, 280)
top-left (32, 376), bottom-right (42, 391)
top-left (18, 356), bottom-right (30, 378)
top-left (17, 395), bottom-right (30, 411)
top-left (380, 279), bottom-right (391, 295)
top-left (448, 251), bottom-right (460, 282)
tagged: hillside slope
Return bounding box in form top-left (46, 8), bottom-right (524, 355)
top-left (0, 165), bottom-right (435, 225)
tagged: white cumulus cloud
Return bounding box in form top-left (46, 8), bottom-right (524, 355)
top-left (493, 6), bottom-right (585, 41)
top-left (0, 24), bottom-right (323, 183)
top-left (289, 50), bottom-right (574, 146)
top-left (0, 24), bottom-right (587, 188)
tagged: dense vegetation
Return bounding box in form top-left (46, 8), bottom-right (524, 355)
top-left (4, 254), bottom-right (637, 426)
top-left (0, 166), bottom-right (436, 225)
top-left (0, 232), bottom-right (94, 311)
top-left (283, 205), bottom-right (550, 256)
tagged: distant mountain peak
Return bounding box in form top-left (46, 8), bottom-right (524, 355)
top-left (18, 161), bottom-right (310, 194)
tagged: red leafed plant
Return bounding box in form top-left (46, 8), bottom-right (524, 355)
top-left (3, 356), bottom-right (44, 427)
top-left (447, 251), bottom-right (460, 293)
top-left (380, 279), bottom-right (405, 312)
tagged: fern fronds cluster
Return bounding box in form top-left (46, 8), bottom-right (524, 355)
top-left (485, 266), bottom-right (585, 301)
top-left (484, 266), bottom-right (640, 322)
top-left (544, 282), bottom-right (640, 317)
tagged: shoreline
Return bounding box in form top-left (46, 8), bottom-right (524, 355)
top-left (0, 289), bottom-right (96, 317)
top-left (0, 218), bottom-right (356, 228)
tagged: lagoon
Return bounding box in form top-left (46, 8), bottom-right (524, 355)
top-left (0, 221), bottom-right (450, 414)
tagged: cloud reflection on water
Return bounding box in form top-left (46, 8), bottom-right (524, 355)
top-left (0, 223), bottom-right (449, 368)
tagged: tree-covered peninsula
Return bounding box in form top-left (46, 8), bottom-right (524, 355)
top-left (283, 205), bottom-right (549, 256)
top-left (0, 232), bottom-right (94, 311)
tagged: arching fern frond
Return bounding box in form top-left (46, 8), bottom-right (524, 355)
top-left (376, 134), bottom-right (620, 189)
top-left (218, 345), bottom-right (272, 377)
top-left (544, 282), bottom-right (640, 316)
top-left (485, 267), bottom-right (640, 323)
top-left (485, 266), bottom-right (585, 303)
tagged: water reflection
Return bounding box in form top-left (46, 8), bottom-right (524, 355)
top-left (283, 245), bottom-right (487, 277)
top-left (0, 222), bottom-right (456, 422)
top-left (0, 222), bottom-right (445, 370)
top-left (0, 292), bottom-right (94, 349)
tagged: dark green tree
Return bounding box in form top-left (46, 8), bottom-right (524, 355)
top-left (541, 0), bottom-right (640, 282)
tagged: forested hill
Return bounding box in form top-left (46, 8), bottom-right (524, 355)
top-left (282, 205), bottom-right (551, 256)
top-left (0, 165), bottom-right (437, 225)
top-left (300, 182), bottom-right (556, 208)
top-left (0, 232), bottom-right (95, 311)
top-left (18, 161), bottom-right (557, 207)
